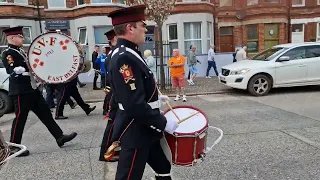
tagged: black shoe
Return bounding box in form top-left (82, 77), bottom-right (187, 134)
top-left (93, 87), bottom-right (101, 90)
top-left (155, 176), bottom-right (172, 180)
top-left (85, 106), bottom-right (96, 115)
top-left (9, 146), bottom-right (30, 157)
top-left (55, 116), bottom-right (68, 120)
top-left (99, 155), bottom-right (119, 162)
top-left (56, 132), bottom-right (77, 147)
top-left (79, 84), bottom-right (86, 88)
top-left (70, 102), bottom-right (78, 109)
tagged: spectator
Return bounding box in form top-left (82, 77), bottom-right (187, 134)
top-left (233, 48), bottom-right (239, 63)
top-left (92, 45), bottom-right (100, 90)
top-left (236, 46), bottom-right (247, 61)
top-left (95, 46), bottom-right (108, 88)
top-left (187, 45), bottom-right (198, 85)
top-left (144, 49), bottom-right (157, 81)
top-left (187, 45), bottom-right (192, 81)
top-left (168, 49), bottom-right (187, 102)
top-left (206, 44), bottom-right (219, 78)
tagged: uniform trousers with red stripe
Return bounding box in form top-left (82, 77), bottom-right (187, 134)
top-left (115, 139), bottom-right (172, 180)
top-left (99, 119), bottom-right (114, 160)
top-left (10, 91), bottom-right (63, 144)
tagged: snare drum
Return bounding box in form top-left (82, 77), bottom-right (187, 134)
top-left (163, 105), bottom-right (208, 166)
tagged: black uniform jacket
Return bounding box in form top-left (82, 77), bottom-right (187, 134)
top-left (109, 38), bottom-right (167, 148)
top-left (1, 44), bottom-right (36, 96)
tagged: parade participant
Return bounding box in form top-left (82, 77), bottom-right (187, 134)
top-left (99, 29), bottom-right (120, 162)
top-left (107, 5), bottom-right (178, 180)
top-left (55, 76), bottom-right (96, 120)
top-left (1, 26), bottom-right (77, 157)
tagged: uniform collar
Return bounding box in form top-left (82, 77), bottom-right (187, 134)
top-left (8, 44), bottom-right (21, 50)
top-left (117, 38), bottom-right (139, 51)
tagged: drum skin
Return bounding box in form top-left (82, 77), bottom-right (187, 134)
top-left (163, 105), bottom-right (208, 166)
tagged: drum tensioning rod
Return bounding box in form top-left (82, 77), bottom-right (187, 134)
top-left (157, 89), bottom-right (181, 122)
top-left (177, 111), bottom-right (200, 124)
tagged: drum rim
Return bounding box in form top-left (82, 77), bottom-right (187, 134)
top-left (26, 31), bottom-right (81, 84)
top-left (163, 105), bottom-right (208, 135)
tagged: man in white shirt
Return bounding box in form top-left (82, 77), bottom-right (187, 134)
top-left (206, 44), bottom-right (219, 78)
top-left (236, 46), bottom-right (247, 61)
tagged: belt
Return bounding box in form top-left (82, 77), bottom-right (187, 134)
top-left (21, 72), bottom-right (30, 76)
top-left (118, 100), bottom-right (160, 111)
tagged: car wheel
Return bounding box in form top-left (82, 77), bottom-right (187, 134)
top-left (247, 74), bottom-right (272, 96)
top-left (0, 91), bottom-right (12, 115)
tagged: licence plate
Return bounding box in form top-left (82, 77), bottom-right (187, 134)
top-left (219, 76), bottom-right (225, 81)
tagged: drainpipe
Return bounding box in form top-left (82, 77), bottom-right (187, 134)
top-left (213, 0), bottom-right (217, 48)
top-left (36, 0), bottom-right (43, 33)
top-left (287, 0), bottom-right (291, 43)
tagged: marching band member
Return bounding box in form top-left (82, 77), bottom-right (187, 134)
top-left (1, 26), bottom-right (77, 156)
top-left (107, 5), bottom-right (178, 180)
top-left (99, 29), bottom-right (120, 162)
top-left (55, 75), bottom-right (96, 120)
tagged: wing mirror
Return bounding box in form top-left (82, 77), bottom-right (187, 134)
top-left (278, 56), bottom-right (290, 62)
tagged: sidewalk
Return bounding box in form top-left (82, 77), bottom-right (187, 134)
top-left (79, 77), bottom-right (232, 102)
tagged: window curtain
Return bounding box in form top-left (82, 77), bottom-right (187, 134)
top-left (184, 22), bottom-right (202, 54)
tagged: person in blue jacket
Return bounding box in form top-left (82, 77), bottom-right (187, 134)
top-left (95, 46), bottom-right (108, 88)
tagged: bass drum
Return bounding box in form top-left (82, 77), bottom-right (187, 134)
top-left (27, 32), bottom-right (85, 84)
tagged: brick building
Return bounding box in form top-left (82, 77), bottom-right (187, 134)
top-left (0, 0), bottom-right (320, 57)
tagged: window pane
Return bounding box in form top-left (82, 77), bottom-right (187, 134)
top-left (184, 40), bottom-right (201, 55)
top-left (94, 26), bottom-right (112, 45)
top-left (14, 0), bottom-right (28, 4)
top-left (292, 24), bottom-right (303, 32)
top-left (184, 22), bottom-right (201, 39)
top-left (247, 41), bottom-right (258, 53)
top-left (264, 0), bottom-right (279, 3)
top-left (79, 29), bottom-right (87, 44)
top-left (247, 25), bottom-right (258, 40)
top-left (207, 22), bottom-right (212, 37)
top-left (283, 47), bottom-right (306, 60)
top-left (264, 24), bottom-right (279, 39)
top-left (92, 0), bottom-right (112, 3)
top-left (77, 0), bottom-right (85, 5)
top-left (169, 25), bottom-right (177, 40)
top-left (220, 27), bottom-right (233, 35)
top-left (207, 40), bottom-right (210, 51)
top-left (220, 0), bottom-right (232, 7)
top-left (305, 45), bottom-right (320, 58)
top-left (0, 0), bottom-right (7, 2)
top-left (247, 0), bottom-right (258, 5)
top-left (264, 40), bottom-right (279, 50)
top-left (0, 27), bottom-right (9, 46)
top-left (169, 42), bottom-right (178, 55)
top-left (23, 27), bottom-right (32, 44)
top-left (48, 0), bottom-right (65, 8)
top-left (292, 0), bottom-right (303, 5)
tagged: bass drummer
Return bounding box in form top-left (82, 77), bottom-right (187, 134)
top-left (1, 26), bottom-right (78, 157)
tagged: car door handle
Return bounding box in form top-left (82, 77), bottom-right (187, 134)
top-left (298, 64), bottom-right (306, 67)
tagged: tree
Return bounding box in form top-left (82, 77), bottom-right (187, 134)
top-left (125, 0), bottom-right (177, 89)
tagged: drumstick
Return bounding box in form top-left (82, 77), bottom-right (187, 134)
top-left (157, 89), bottom-right (181, 121)
top-left (177, 111), bottom-right (200, 124)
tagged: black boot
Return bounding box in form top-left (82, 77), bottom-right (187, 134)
top-left (55, 116), bottom-right (68, 120)
top-left (85, 106), bottom-right (96, 115)
top-left (155, 175), bottom-right (172, 180)
top-left (56, 132), bottom-right (77, 147)
top-left (9, 146), bottom-right (30, 157)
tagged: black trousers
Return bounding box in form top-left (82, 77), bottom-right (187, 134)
top-left (99, 120), bottom-right (115, 160)
top-left (93, 71), bottom-right (99, 88)
top-left (10, 91), bottom-right (63, 144)
top-left (101, 74), bottom-right (106, 89)
top-left (55, 85), bottom-right (90, 117)
top-left (115, 140), bottom-right (172, 180)
top-left (206, 61), bottom-right (219, 76)
top-left (45, 84), bottom-right (74, 108)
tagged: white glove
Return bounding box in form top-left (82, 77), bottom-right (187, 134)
top-left (164, 118), bottom-right (179, 134)
top-left (13, 66), bottom-right (26, 74)
top-left (159, 95), bottom-right (170, 102)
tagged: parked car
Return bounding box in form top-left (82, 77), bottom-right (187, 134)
top-left (0, 60), bottom-right (13, 115)
top-left (219, 42), bottom-right (320, 96)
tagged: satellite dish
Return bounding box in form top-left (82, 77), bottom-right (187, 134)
top-left (236, 10), bottom-right (246, 20)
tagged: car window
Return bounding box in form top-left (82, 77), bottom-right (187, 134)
top-left (251, 47), bottom-right (287, 61)
top-left (305, 45), bottom-right (320, 58)
top-left (282, 47), bottom-right (306, 60)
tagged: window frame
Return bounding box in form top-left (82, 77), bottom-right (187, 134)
top-left (93, 25), bottom-right (113, 46)
top-left (91, 0), bottom-right (112, 4)
top-left (219, 0), bottom-right (233, 7)
top-left (78, 27), bottom-right (88, 45)
top-left (264, 0), bottom-right (280, 3)
top-left (77, 0), bottom-right (85, 6)
top-left (264, 23), bottom-right (279, 50)
top-left (247, 25), bottom-right (259, 53)
top-left (184, 22), bottom-right (202, 54)
top-left (317, 23), bottom-right (320, 41)
top-left (247, 0), bottom-right (258, 6)
top-left (292, 0), bottom-right (305, 7)
top-left (0, 0), bottom-right (8, 3)
top-left (14, 0), bottom-right (28, 4)
top-left (318, 0), bottom-right (320, 5)
top-left (207, 22), bottom-right (213, 50)
top-left (22, 27), bottom-right (32, 46)
top-left (47, 0), bottom-right (66, 9)
top-left (167, 24), bottom-right (178, 54)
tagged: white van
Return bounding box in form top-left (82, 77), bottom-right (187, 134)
top-left (0, 60), bottom-right (13, 115)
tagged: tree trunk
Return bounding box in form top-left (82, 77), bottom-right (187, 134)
top-left (157, 25), bottom-right (166, 90)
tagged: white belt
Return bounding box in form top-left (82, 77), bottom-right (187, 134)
top-left (118, 100), bottom-right (160, 110)
top-left (21, 72), bottom-right (30, 76)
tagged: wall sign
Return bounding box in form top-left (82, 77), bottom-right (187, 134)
top-left (45, 20), bottom-right (70, 30)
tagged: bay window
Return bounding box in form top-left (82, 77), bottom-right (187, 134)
top-left (184, 22), bottom-right (202, 54)
top-left (168, 24), bottom-right (178, 54)
top-left (48, 0), bottom-right (66, 8)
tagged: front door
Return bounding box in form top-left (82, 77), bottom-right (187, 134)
top-left (219, 27), bottom-right (233, 52)
top-left (291, 24), bottom-right (304, 43)
top-left (275, 46), bottom-right (308, 85)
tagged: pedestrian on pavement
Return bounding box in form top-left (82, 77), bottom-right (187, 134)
top-left (92, 45), bottom-right (101, 90)
top-left (236, 46), bottom-right (247, 61)
top-left (1, 26), bottom-right (78, 157)
top-left (168, 49), bottom-right (187, 102)
top-left (95, 46), bottom-right (108, 89)
top-left (144, 49), bottom-right (157, 81)
top-left (206, 44), bottom-right (219, 78)
top-left (187, 45), bottom-right (198, 85)
top-left (107, 5), bottom-right (178, 180)
top-left (187, 45), bottom-right (192, 81)
top-left (55, 76), bottom-right (96, 120)
top-left (233, 48), bottom-right (239, 63)
top-left (99, 28), bottom-right (120, 162)
top-left (45, 83), bottom-right (77, 109)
